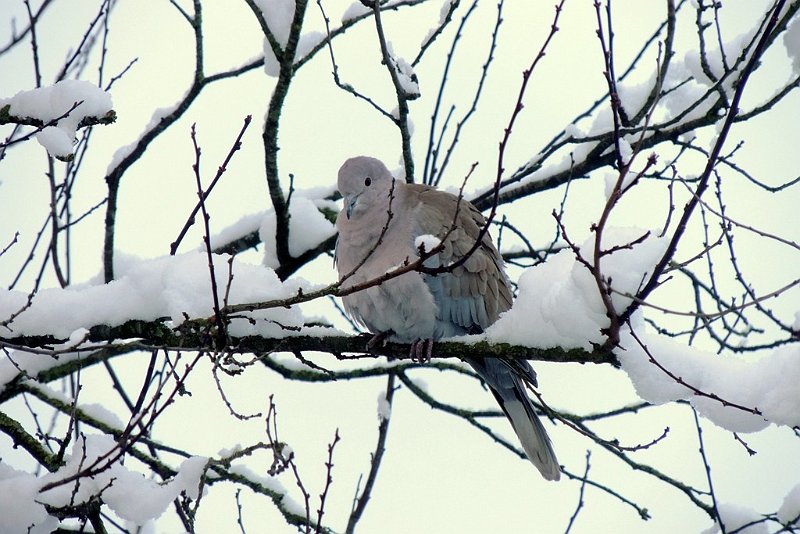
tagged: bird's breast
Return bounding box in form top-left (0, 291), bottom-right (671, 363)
top-left (336, 237), bottom-right (440, 342)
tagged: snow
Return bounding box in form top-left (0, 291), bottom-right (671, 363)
top-left (80, 403), bottom-right (125, 430)
top-left (227, 463), bottom-right (305, 516)
top-left (65, 327), bottom-right (90, 348)
top-left (96, 454), bottom-right (207, 524)
top-left (702, 503), bottom-right (768, 534)
top-left (617, 73), bottom-right (655, 120)
top-left (488, 228), bottom-right (666, 349)
top-left (407, 374), bottom-right (428, 393)
top-left (661, 78), bottom-right (715, 123)
top-left (620, 57), bottom-right (711, 126)
top-left (778, 484), bottom-right (800, 525)
top-left (618, 329), bottom-right (772, 433)
top-left (485, 227), bottom-right (800, 433)
top-left (618, 138), bottom-right (633, 166)
top-left (784, 14), bottom-right (800, 74)
top-left (254, 0), bottom-right (295, 46)
top-left (3, 434), bottom-right (208, 530)
top-left (0, 251), bottom-right (316, 389)
top-left (603, 171), bottom-right (618, 198)
top-left (257, 0), bottom-right (323, 77)
top-left (35, 126), bottom-right (73, 158)
top-left (259, 195), bottom-right (337, 269)
top-left (341, 2), bottom-right (370, 23)
top-left (26, 380), bottom-right (73, 404)
top-left (80, 402), bottom-right (127, 430)
top-left (421, 0), bottom-right (457, 48)
top-left (106, 88), bottom-right (190, 174)
top-left (1, 80), bottom-right (113, 160)
top-left (588, 107), bottom-right (613, 136)
top-left (296, 31), bottom-right (325, 61)
top-left (25, 380), bottom-right (126, 429)
top-left (264, 39), bottom-right (281, 77)
top-left (495, 134), bottom-right (600, 200)
top-left (0, 464), bottom-right (58, 534)
top-left (377, 390), bottom-right (391, 421)
top-left (684, 29), bottom-right (756, 88)
top-left (145, 102), bottom-right (180, 131)
top-left (263, 30), bottom-right (326, 77)
top-left (487, 246), bottom-right (606, 350)
top-left (1, 211), bottom-right (795, 437)
top-left (564, 123), bottom-right (584, 139)
top-left (107, 140), bottom-right (138, 172)
top-left (0, 251), bottom-right (307, 339)
top-left (390, 105), bottom-right (415, 137)
top-left (603, 155), bottom-right (638, 197)
top-left (218, 444), bottom-right (243, 457)
top-left (386, 41), bottom-right (420, 98)
top-left (415, 234), bottom-right (441, 254)
top-left (173, 456), bottom-right (209, 500)
top-left (0, 349), bottom-right (83, 390)
top-left (208, 210), bottom-right (264, 250)
top-left (269, 352), bottom-right (324, 372)
top-left (295, 183), bottom-right (337, 200)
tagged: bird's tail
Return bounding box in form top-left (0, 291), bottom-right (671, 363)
top-left (465, 357), bottom-right (561, 481)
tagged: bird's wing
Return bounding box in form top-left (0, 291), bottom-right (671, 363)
top-left (407, 183), bottom-right (512, 331)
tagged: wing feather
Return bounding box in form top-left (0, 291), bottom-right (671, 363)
top-left (406, 184), bottom-right (512, 331)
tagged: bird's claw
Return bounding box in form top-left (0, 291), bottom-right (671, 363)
top-left (409, 339), bottom-right (434, 363)
top-left (366, 331), bottom-right (390, 351)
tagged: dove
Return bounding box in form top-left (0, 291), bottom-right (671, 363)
top-left (334, 155), bottom-right (560, 481)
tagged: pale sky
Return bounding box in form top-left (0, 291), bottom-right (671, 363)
top-left (1, 1), bottom-right (799, 533)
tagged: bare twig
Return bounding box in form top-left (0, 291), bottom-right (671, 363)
top-left (627, 323), bottom-right (763, 417)
top-left (189, 124), bottom-right (225, 338)
top-left (171, 115), bottom-right (252, 255)
top-left (564, 451), bottom-right (592, 534)
top-left (346, 373), bottom-right (396, 534)
top-left (693, 407), bottom-right (724, 532)
top-left (315, 428), bottom-right (341, 534)
top-left (370, 0), bottom-right (416, 181)
top-left (618, 0), bottom-right (789, 327)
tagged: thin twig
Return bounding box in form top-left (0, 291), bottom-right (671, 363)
top-left (171, 115), bottom-right (252, 255)
top-left (189, 124), bottom-right (226, 338)
top-left (346, 373), bottom-right (396, 533)
top-left (564, 451), bottom-right (592, 534)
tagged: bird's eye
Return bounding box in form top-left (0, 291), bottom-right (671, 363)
top-left (364, 177), bottom-right (372, 187)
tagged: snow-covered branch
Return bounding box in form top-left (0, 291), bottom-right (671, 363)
top-left (2, 1), bottom-right (799, 532)
top-left (0, 80), bottom-right (115, 161)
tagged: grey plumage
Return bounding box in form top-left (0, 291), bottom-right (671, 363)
top-left (334, 156), bottom-right (560, 481)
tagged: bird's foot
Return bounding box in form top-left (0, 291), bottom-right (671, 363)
top-left (409, 339), bottom-right (434, 363)
top-left (366, 331), bottom-right (390, 351)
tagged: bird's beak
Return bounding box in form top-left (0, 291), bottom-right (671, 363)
top-left (345, 194), bottom-right (359, 219)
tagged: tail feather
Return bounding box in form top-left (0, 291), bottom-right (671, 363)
top-left (466, 357), bottom-right (561, 481)
top-left (499, 390), bottom-right (561, 481)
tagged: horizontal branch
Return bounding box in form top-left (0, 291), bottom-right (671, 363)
top-left (0, 318), bottom-right (616, 398)
top-left (0, 408), bottom-right (60, 471)
top-left (0, 105), bottom-right (117, 129)
top-left (1, 318), bottom-right (614, 363)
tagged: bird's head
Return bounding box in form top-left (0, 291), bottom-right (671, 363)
top-left (337, 156), bottom-right (395, 220)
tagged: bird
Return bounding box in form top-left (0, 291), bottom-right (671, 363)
top-left (334, 155), bottom-right (561, 481)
